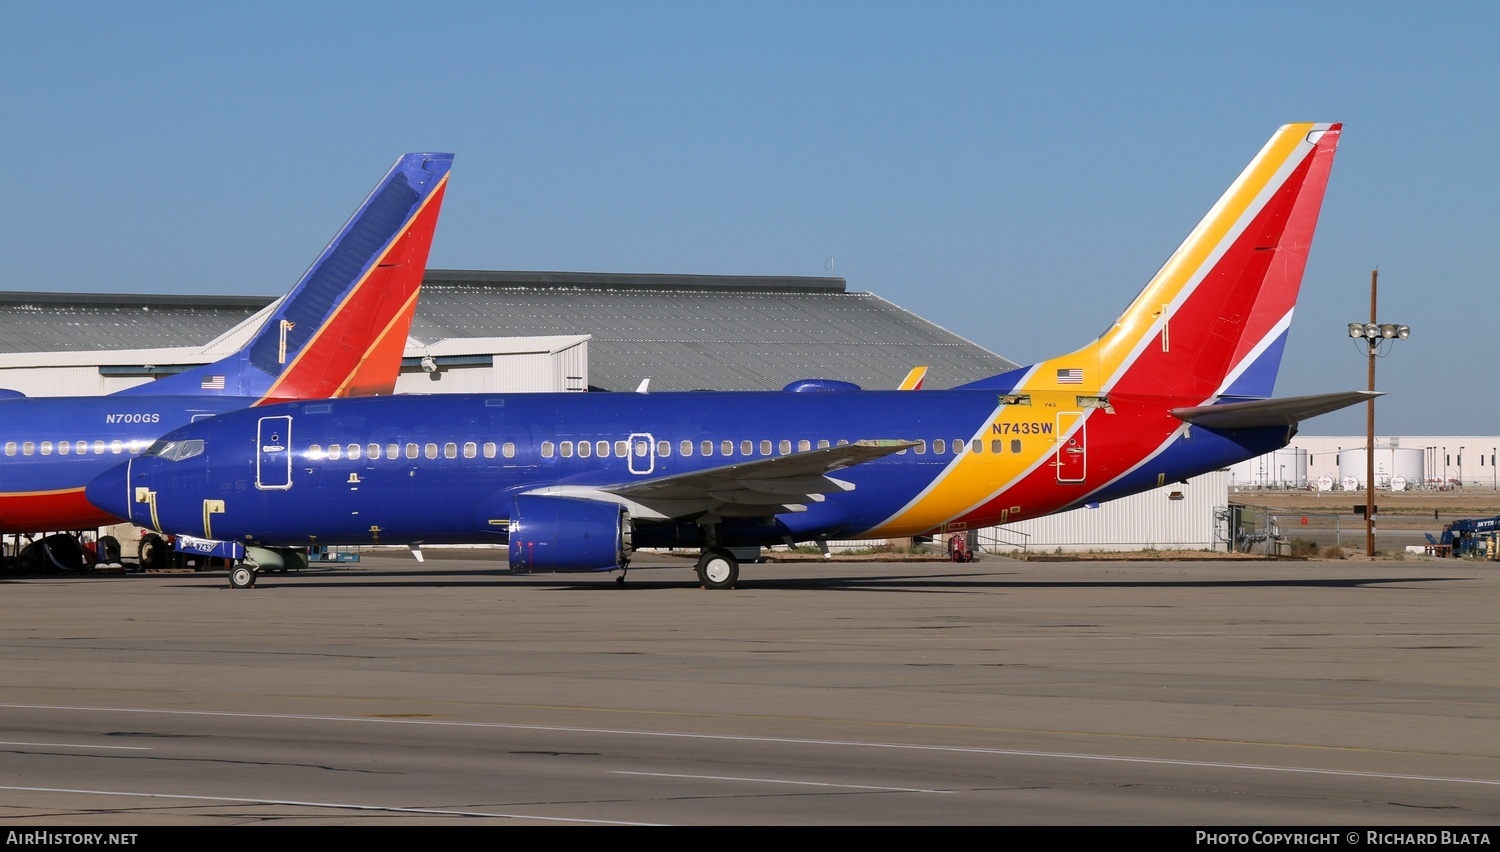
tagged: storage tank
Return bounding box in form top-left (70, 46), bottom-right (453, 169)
top-left (1233, 448), bottom-right (1308, 487)
top-left (1337, 447), bottom-right (1424, 489)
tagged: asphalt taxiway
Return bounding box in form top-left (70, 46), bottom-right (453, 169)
top-left (2, 552), bottom-right (1497, 825)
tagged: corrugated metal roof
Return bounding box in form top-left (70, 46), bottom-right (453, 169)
top-left (0, 271), bottom-right (1016, 390)
top-left (0, 291), bottom-right (268, 353)
top-left (407, 271), bottom-right (1015, 390)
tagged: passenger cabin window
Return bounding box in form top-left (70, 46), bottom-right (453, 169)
top-left (971, 439), bottom-right (983, 454)
top-left (110, 440), bottom-right (123, 454)
top-left (40, 441), bottom-right (52, 456)
top-left (578, 441), bottom-right (592, 458)
top-left (991, 439), bottom-right (1003, 454)
top-left (680, 440), bottom-right (694, 457)
top-left (702, 440), bottom-right (714, 457)
top-left (798, 440), bottom-right (810, 452)
top-left (740, 440), bottom-right (753, 456)
top-left (368, 443), bottom-right (380, 459)
top-left (309, 444), bottom-right (325, 460)
top-left (915, 440), bottom-right (926, 455)
top-left (596, 440), bottom-right (610, 458)
top-left (559, 441), bottom-right (573, 458)
top-left (77, 440), bottom-right (88, 454)
top-left (329, 444), bottom-right (342, 460)
top-left (425, 443), bottom-right (438, 459)
top-left (540, 441), bottom-right (555, 459)
top-left (23, 442), bottom-right (34, 456)
top-left (405, 443), bottom-right (418, 459)
top-left (348, 443), bottom-right (362, 460)
top-left (721, 440), bottom-right (733, 456)
top-left (93, 440), bottom-right (105, 455)
top-left (817, 439), bottom-right (829, 449)
top-left (502, 442), bottom-right (516, 459)
top-left (386, 444), bottom-right (399, 460)
top-left (934, 439), bottom-right (946, 454)
top-left (483, 442), bottom-right (496, 459)
top-left (58, 442), bottom-right (69, 456)
top-left (614, 440), bottom-right (628, 458)
top-left (779, 440), bottom-right (791, 455)
top-left (463, 442), bottom-right (476, 459)
top-left (1011, 439), bottom-right (1022, 454)
top-left (3, 442), bottom-right (13, 456)
top-left (657, 440), bottom-right (670, 457)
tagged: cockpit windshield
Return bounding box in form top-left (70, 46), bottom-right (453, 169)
top-left (142, 438), bottom-right (205, 462)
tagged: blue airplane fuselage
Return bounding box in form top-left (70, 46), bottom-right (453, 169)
top-left (87, 389), bottom-right (1287, 550)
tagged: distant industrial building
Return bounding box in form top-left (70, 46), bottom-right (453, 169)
top-left (1232, 436), bottom-right (1500, 491)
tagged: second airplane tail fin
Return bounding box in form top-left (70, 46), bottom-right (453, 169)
top-left (117, 152), bottom-right (453, 402)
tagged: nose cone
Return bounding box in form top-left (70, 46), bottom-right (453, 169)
top-left (85, 460), bottom-right (133, 523)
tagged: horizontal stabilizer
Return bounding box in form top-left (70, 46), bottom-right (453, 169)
top-left (1171, 391), bottom-right (1380, 430)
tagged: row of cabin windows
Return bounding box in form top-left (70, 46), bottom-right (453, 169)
top-left (303, 436), bottom-right (1032, 463)
top-left (4, 439), bottom-right (146, 457)
top-left (307, 442), bottom-right (512, 461)
top-left (533, 436), bottom-right (1028, 460)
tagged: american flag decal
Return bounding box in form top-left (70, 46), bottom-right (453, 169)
top-left (200, 375), bottom-right (226, 390)
top-left (1056, 368), bottom-right (1082, 384)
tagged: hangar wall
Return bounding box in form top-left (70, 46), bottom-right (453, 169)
top-left (0, 335), bottom-right (592, 398)
top-left (983, 471), bottom-right (1229, 553)
top-left (394, 336), bottom-right (589, 394)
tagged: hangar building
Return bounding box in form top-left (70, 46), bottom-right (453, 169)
top-left (0, 270), bottom-right (1015, 395)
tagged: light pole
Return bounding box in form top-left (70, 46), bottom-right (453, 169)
top-left (1348, 269), bottom-right (1410, 557)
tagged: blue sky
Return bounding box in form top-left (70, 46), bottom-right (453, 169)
top-left (2, 1), bottom-right (1496, 434)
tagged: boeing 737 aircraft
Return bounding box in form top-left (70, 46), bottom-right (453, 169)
top-left (89, 125), bottom-right (1368, 589)
top-left (2, 151), bottom-right (452, 543)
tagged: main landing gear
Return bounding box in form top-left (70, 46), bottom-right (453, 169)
top-left (696, 548), bottom-right (738, 590)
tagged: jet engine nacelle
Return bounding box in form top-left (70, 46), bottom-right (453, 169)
top-left (508, 494), bottom-right (632, 573)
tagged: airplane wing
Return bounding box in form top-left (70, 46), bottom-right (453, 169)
top-left (1171, 391), bottom-right (1380, 429)
top-left (521, 439), bottom-right (917, 520)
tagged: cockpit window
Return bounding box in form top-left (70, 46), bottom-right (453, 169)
top-left (143, 438), bottom-right (205, 462)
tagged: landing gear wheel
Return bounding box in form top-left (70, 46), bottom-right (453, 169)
top-left (138, 533), bottom-right (167, 570)
top-left (696, 549), bottom-right (739, 590)
top-left (229, 565), bottom-right (257, 589)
